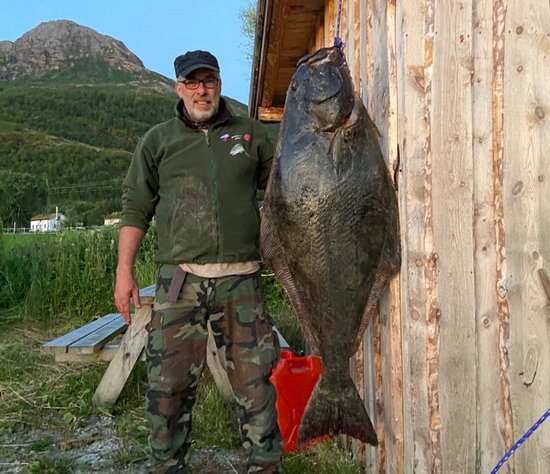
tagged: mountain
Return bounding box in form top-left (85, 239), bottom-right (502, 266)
top-left (0, 20), bottom-right (251, 227)
top-left (0, 20), bottom-right (144, 77)
top-left (0, 20), bottom-right (171, 90)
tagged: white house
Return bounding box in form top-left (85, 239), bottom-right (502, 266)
top-left (30, 212), bottom-right (66, 232)
top-left (103, 213), bottom-right (121, 227)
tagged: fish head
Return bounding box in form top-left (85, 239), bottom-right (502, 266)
top-left (289, 47), bottom-right (355, 132)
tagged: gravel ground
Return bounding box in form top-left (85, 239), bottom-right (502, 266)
top-left (0, 415), bottom-right (247, 473)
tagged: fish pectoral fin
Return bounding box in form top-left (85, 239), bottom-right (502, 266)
top-left (298, 373), bottom-right (378, 446)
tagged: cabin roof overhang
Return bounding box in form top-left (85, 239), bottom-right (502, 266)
top-left (249, 0), bottom-right (325, 122)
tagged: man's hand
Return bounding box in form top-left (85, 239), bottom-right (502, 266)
top-left (114, 270), bottom-right (141, 325)
top-left (115, 226), bottom-right (146, 325)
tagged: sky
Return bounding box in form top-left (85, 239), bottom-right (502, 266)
top-left (0, 0), bottom-right (255, 104)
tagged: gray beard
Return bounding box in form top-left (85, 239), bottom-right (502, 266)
top-left (188, 105), bottom-right (218, 123)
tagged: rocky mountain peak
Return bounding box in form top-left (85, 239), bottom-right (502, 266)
top-left (0, 20), bottom-right (147, 80)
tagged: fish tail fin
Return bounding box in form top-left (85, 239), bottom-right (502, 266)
top-left (298, 373), bottom-right (378, 446)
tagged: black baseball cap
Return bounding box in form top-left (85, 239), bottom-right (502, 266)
top-left (174, 50), bottom-right (220, 78)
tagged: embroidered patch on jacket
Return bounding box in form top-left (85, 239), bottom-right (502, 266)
top-left (220, 133), bottom-right (251, 142)
top-left (230, 143), bottom-right (249, 157)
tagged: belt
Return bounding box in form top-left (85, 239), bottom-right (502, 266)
top-left (166, 266), bottom-right (187, 303)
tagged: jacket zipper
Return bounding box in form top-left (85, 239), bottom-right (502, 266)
top-left (206, 129), bottom-right (221, 258)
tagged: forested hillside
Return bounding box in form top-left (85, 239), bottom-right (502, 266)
top-left (0, 81), bottom-right (175, 226)
top-left (0, 21), bottom-right (255, 227)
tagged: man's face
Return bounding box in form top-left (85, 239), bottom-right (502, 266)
top-left (175, 68), bottom-right (221, 123)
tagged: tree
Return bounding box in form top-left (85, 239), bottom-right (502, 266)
top-left (0, 170), bottom-right (48, 228)
top-left (239, 2), bottom-right (257, 60)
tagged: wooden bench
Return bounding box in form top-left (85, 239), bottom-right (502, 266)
top-left (43, 284), bottom-right (290, 408)
top-left (43, 285), bottom-right (155, 407)
top-left (43, 312), bottom-right (143, 363)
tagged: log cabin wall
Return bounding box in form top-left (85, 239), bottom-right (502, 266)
top-left (252, 0), bottom-right (550, 471)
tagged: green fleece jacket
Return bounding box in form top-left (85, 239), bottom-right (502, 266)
top-left (121, 99), bottom-right (273, 264)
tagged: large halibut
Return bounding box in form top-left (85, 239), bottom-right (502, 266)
top-left (261, 47), bottom-right (401, 446)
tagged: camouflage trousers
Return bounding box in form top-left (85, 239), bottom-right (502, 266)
top-left (146, 264), bottom-right (284, 473)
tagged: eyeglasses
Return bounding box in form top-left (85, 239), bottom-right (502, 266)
top-left (178, 78), bottom-right (219, 90)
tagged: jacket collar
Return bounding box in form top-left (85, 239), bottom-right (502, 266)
top-left (176, 97), bottom-right (232, 130)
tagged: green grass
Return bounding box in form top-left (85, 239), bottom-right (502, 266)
top-left (29, 437), bottom-right (55, 452)
top-left (0, 228), bottom-right (156, 327)
top-left (26, 457), bottom-right (72, 473)
top-left (0, 228), bottom-right (363, 472)
top-left (262, 268), bottom-right (305, 351)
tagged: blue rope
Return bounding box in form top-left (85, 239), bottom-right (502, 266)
top-left (333, 0), bottom-right (347, 64)
top-left (490, 407), bottom-right (550, 473)
top-left (335, 0), bottom-right (342, 43)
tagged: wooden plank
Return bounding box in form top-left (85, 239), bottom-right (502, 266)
top-left (359, 0), bottom-right (368, 104)
top-left (205, 322), bottom-right (291, 403)
top-left (361, 323), bottom-right (377, 471)
top-left (344, 0), bottom-right (354, 83)
top-left (340, 0), bottom-right (347, 47)
top-left (383, 2), bottom-right (404, 471)
top-left (357, 3), bottom-right (378, 471)
top-left (68, 315), bottom-right (127, 354)
top-left (538, 269), bottom-right (550, 304)
top-left (139, 284), bottom-right (155, 302)
top-left (42, 313), bottom-right (120, 353)
top-left (431, 0), bottom-right (477, 469)
top-left (431, 0), bottom-right (477, 471)
top-left (258, 106), bottom-right (284, 122)
top-left (262, 0), bottom-right (288, 108)
top-left (55, 344), bottom-right (146, 363)
top-left (503, 0), bottom-right (550, 471)
top-left (206, 321), bottom-right (234, 401)
top-left (273, 326), bottom-right (290, 349)
top-left (324, 0), bottom-right (335, 48)
top-left (353, 0), bottom-right (360, 90)
top-left (310, 10), bottom-right (324, 52)
top-left (373, 309), bottom-right (385, 471)
top-left (472, 0), bottom-right (508, 471)
top-left (353, 341), bottom-right (367, 464)
top-left (362, 1), bottom-right (394, 470)
top-left (491, 5), bottom-right (517, 471)
top-left (92, 304), bottom-right (152, 407)
top-left (395, 0), bottom-right (432, 470)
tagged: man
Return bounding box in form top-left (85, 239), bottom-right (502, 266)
top-left (114, 50), bottom-right (284, 474)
